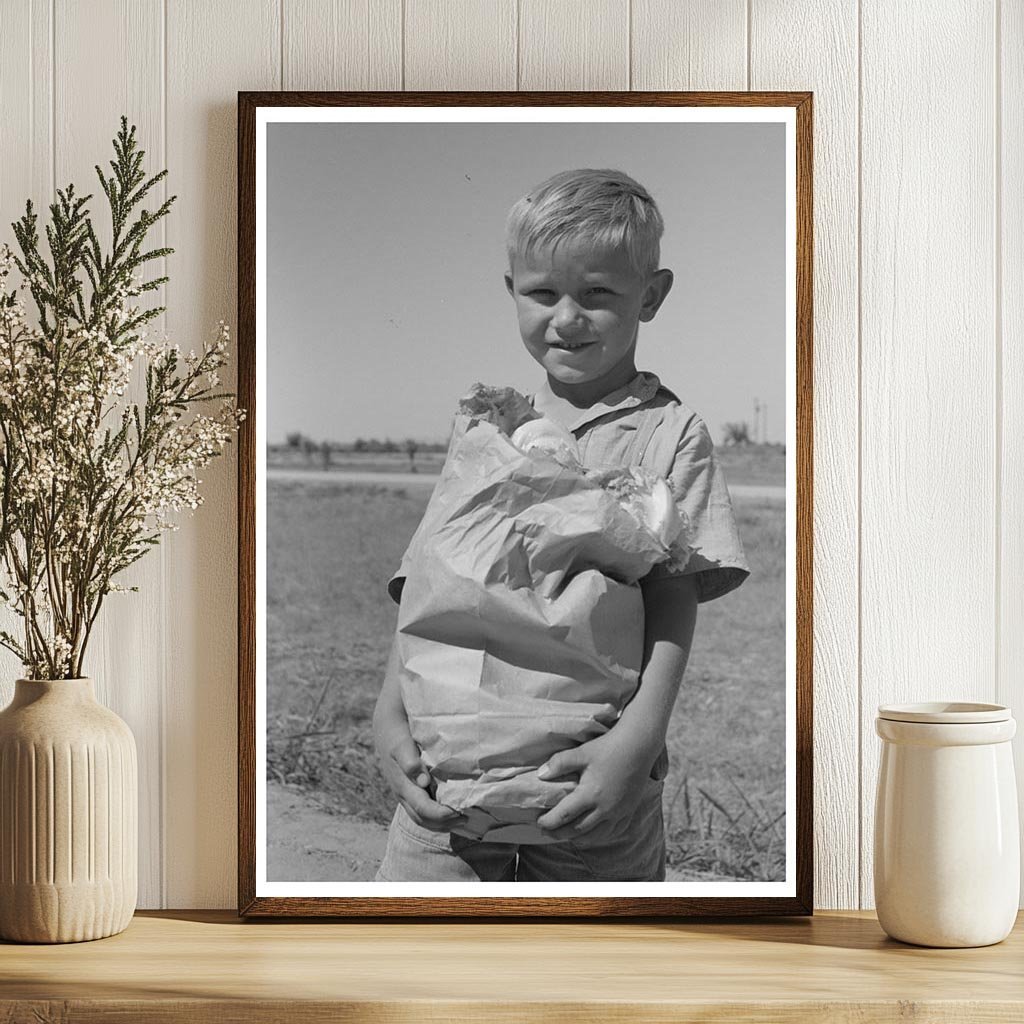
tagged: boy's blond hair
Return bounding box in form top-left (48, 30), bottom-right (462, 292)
top-left (504, 168), bottom-right (664, 278)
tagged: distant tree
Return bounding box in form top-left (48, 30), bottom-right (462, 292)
top-left (286, 431), bottom-right (303, 449)
top-left (383, 437), bottom-right (397, 453)
top-left (723, 422), bottom-right (752, 447)
top-left (354, 437), bottom-right (367, 453)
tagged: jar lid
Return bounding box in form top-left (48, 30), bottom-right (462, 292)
top-left (877, 701), bottom-right (1011, 724)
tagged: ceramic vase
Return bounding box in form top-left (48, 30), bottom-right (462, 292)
top-left (0, 677), bottom-right (137, 943)
top-left (874, 701), bottom-right (1019, 948)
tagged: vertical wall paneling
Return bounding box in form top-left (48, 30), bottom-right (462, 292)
top-left (284, 0), bottom-right (402, 91)
top-left (2, 0), bottom-right (1021, 912)
top-left (1000, 0), bottom-right (1024, 898)
top-left (631, 0), bottom-right (746, 91)
top-left (0, 0), bottom-right (48, 241)
top-left (164, 0), bottom-right (280, 908)
top-left (749, 0), bottom-right (860, 911)
top-left (518, 0), bottom-right (629, 91)
top-left (0, 3), bottom-right (31, 696)
top-left (0, 1), bottom-right (54, 696)
top-left (52, 0), bottom-right (166, 909)
top-left (403, 0), bottom-right (516, 90)
top-left (860, 1), bottom-right (997, 908)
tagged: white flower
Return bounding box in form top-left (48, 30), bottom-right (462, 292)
top-left (0, 257), bottom-right (243, 675)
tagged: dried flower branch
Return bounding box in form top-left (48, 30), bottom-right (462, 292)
top-left (0, 116), bottom-right (245, 680)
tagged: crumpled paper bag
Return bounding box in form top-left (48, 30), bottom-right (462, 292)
top-left (396, 414), bottom-right (686, 844)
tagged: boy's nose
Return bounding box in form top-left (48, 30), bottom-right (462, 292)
top-left (551, 298), bottom-right (585, 331)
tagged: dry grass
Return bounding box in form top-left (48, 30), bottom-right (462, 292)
top-left (659, 496), bottom-right (786, 880)
top-left (266, 480), bottom-right (786, 881)
top-left (714, 444), bottom-right (786, 487)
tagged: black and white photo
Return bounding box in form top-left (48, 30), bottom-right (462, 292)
top-left (238, 93), bottom-right (812, 917)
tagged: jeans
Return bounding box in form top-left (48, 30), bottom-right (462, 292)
top-left (374, 771), bottom-right (667, 883)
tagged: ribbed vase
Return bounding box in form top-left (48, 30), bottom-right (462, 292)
top-left (0, 677), bottom-right (137, 943)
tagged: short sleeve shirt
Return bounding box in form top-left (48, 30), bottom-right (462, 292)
top-left (531, 370), bottom-right (750, 603)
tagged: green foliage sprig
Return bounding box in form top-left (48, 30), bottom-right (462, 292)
top-left (0, 116), bottom-right (245, 680)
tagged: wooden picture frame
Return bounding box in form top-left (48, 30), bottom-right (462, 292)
top-left (238, 91), bottom-right (813, 917)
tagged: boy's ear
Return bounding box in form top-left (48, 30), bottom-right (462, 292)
top-left (504, 271), bottom-right (515, 296)
top-left (638, 268), bottom-right (674, 323)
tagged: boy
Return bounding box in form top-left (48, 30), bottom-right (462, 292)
top-left (372, 168), bottom-right (749, 881)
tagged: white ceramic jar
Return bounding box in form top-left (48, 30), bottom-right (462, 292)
top-left (874, 702), bottom-right (1019, 947)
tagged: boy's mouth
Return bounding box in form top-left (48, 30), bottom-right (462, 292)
top-left (548, 339), bottom-right (594, 351)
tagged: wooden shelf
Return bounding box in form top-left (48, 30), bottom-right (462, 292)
top-left (2, 910), bottom-right (1022, 1022)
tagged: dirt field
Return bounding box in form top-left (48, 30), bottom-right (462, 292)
top-left (268, 780), bottom-right (737, 883)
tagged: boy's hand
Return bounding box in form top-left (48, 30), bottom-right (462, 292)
top-left (373, 637), bottom-right (467, 834)
top-left (534, 728), bottom-right (655, 841)
top-left (379, 733), bottom-right (468, 834)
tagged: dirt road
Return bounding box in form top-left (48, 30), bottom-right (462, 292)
top-left (268, 781), bottom-right (736, 883)
top-left (268, 467), bottom-right (785, 501)
top-left (268, 781), bottom-right (389, 882)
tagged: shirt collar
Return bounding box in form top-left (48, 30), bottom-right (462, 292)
top-left (532, 371), bottom-right (663, 433)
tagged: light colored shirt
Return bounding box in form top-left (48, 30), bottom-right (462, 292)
top-left (531, 370), bottom-right (750, 603)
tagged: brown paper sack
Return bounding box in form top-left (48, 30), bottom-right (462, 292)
top-left (396, 415), bottom-right (679, 844)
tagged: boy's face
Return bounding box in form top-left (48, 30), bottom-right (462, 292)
top-left (504, 239), bottom-right (673, 394)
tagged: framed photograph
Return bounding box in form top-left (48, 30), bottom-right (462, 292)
top-left (238, 91), bottom-right (812, 917)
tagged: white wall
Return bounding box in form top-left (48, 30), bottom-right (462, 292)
top-left (0, 0), bottom-right (1018, 911)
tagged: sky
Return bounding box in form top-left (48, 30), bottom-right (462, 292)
top-left (266, 119), bottom-right (786, 447)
